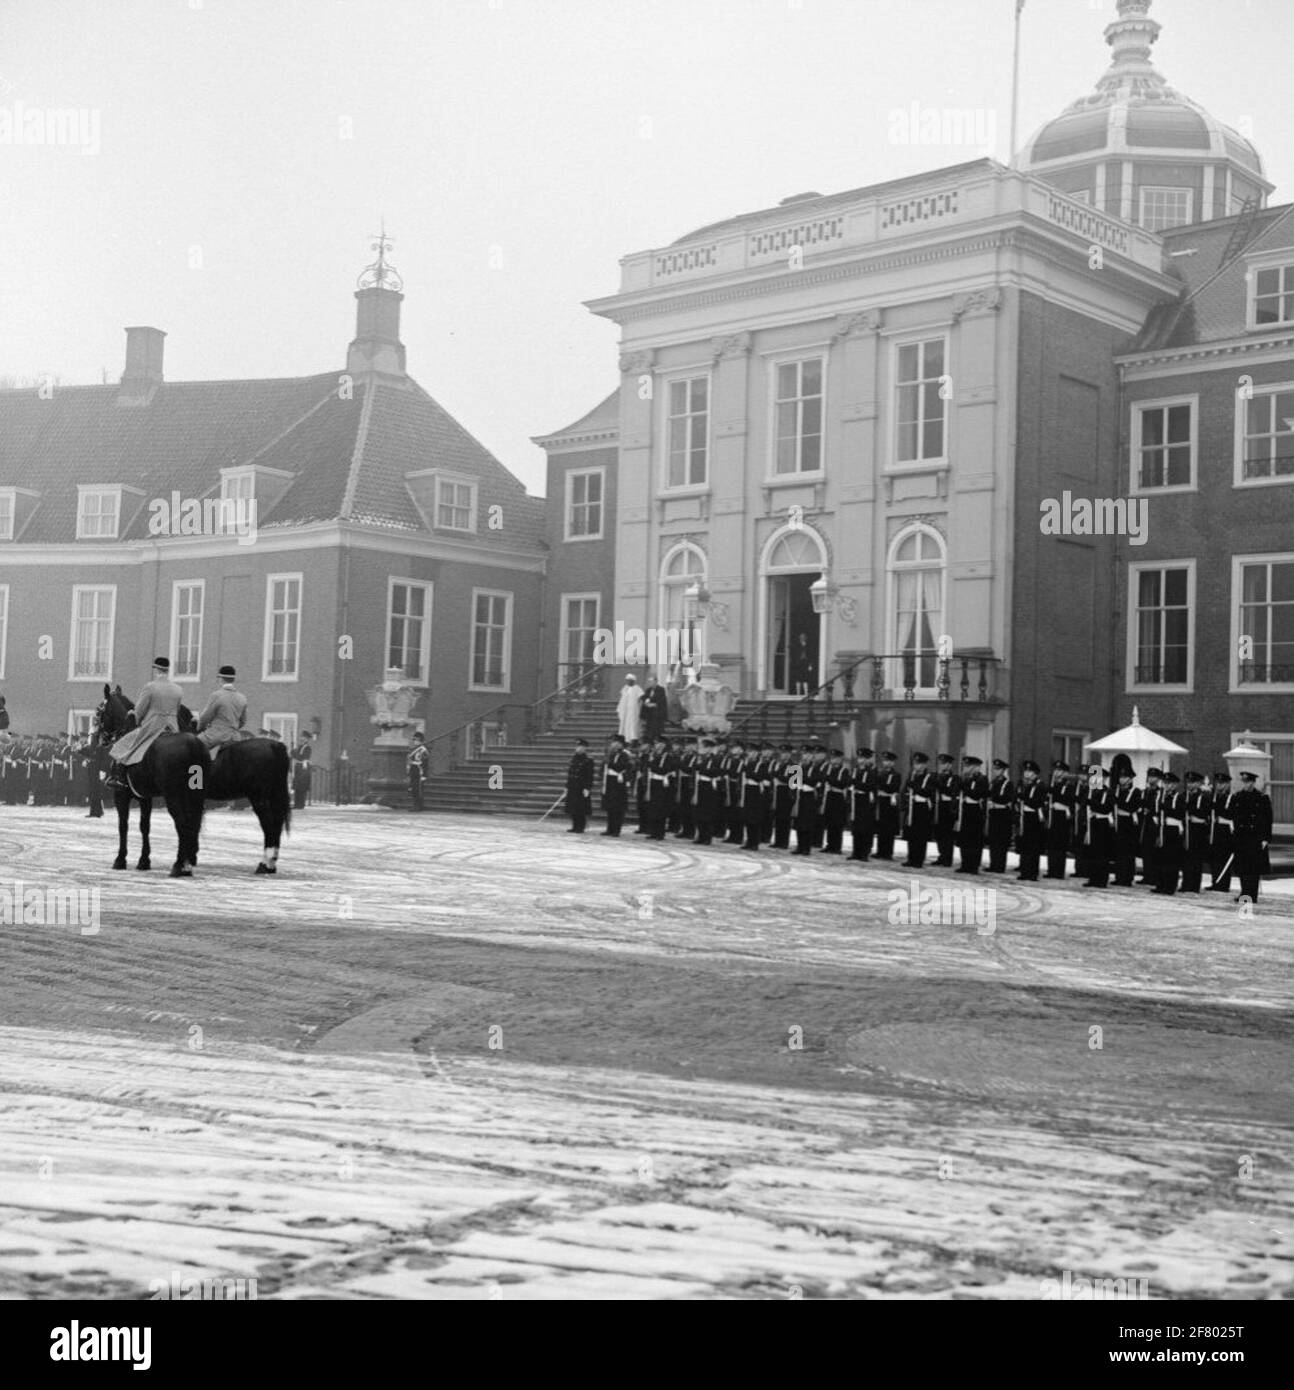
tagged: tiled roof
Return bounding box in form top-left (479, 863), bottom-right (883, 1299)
top-left (1132, 203), bottom-right (1294, 351)
top-left (0, 370), bottom-right (545, 551)
top-left (534, 389), bottom-right (619, 444)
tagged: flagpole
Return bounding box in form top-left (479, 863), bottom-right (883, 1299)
top-left (1009, 0), bottom-right (1024, 167)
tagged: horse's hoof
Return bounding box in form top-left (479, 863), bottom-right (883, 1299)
top-left (169, 865), bottom-right (192, 878)
top-left (254, 862), bottom-right (272, 874)
top-left (136, 861), bottom-right (151, 872)
top-left (112, 859), bottom-right (127, 871)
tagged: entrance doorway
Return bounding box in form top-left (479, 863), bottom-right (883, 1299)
top-left (768, 573), bottom-right (820, 696)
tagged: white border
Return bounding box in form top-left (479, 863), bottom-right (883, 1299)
top-left (261, 572), bottom-right (303, 683)
top-left (660, 370), bottom-right (711, 494)
top-left (564, 465), bottom-right (606, 541)
top-left (1232, 377), bottom-right (1294, 490)
top-left (169, 578), bottom-right (205, 684)
top-left (765, 346), bottom-right (828, 484)
top-left (1126, 559), bottom-right (1196, 695)
top-left (1130, 394), bottom-right (1198, 495)
top-left (68, 584), bottom-right (116, 682)
top-left (1230, 551), bottom-right (1294, 694)
top-left (469, 588), bottom-right (514, 693)
top-left (385, 576), bottom-right (433, 686)
top-left (76, 486), bottom-right (121, 541)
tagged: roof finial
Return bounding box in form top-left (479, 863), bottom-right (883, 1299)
top-left (357, 220), bottom-right (404, 292)
top-left (1131, 705), bottom-right (1141, 725)
top-left (1098, 0), bottom-right (1166, 94)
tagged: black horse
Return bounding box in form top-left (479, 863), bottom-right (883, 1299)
top-left (96, 684), bottom-right (206, 877)
top-left (98, 685), bottom-right (292, 875)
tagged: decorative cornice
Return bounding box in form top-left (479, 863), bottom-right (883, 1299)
top-left (711, 331), bottom-right (753, 361)
top-left (952, 287), bottom-right (1003, 320)
top-left (619, 349), bottom-right (655, 374)
top-left (1118, 332), bottom-right (1294, 371)
top-left (833, 309), bottom-right (883, 339)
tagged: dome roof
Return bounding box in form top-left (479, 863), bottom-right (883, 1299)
top-left (1020, 0), bottom-right (1263, 177)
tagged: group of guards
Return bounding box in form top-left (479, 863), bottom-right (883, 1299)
top-left (0, 731), bottom-right (106, 813)
top-left (565, 736), bottom-right (1275, 903)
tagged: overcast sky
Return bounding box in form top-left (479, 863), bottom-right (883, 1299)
top-left (3, 0), bottom-right (1291, 493)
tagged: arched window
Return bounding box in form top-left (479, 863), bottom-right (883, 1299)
top-left (766, 528), bottom-right (825, 572)
top-left (889, 525), bottom-right (945, 691)
top-left (658, 542), bottom-right (707, 666)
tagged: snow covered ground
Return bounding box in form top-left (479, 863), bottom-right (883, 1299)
top-left (0, 805), bottom-right (1290, 1299)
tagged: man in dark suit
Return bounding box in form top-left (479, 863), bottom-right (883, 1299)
top-left (291, 731), bottom-right (314, 810)
top-left (565, 737), bottom-right (594, 833)
top-left (600, 733), bottom-right (633, 837)
top-left (1231, 771), bottom-right (1273, 903)
top-left (639, 676), bottom-right (669, 744)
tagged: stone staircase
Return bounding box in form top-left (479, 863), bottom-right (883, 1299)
top-left (421, 697), bottom-right (859, 818)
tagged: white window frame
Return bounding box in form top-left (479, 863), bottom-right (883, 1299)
top-left (558, 591), bottom-right (601, 678)
top-left (67, 708), bottom-right (95, 738)
top-left (564, 466), bottom-right (606, 541)
top-left (0, 488), bottom-right (15, 541)
top-left (766, 348), bottom-right (828, 483)
top-left (0, 583), bottom-right (7, 680)
top-left (889, 332), bottom-right (950, 472)
top-left (1131, 394), bottom-right (1198, 495)
top-left (219, 467), bottom-right (256, 503)
top-left (662, 372), bottom-right (711, 492)
top-left (1233, 378), bottom-right (1294, 489)
top-left (262, 713), bottom-right (298, 746)
top-left (1231, 731), bottom-right (1294, 834)
top-left (169, 579), bottom-right (205, 684)
top-left (434, 473), bottom-right (478, 533)
top-left (1231, 552), bottom-right (1294, 693)
top-left (76, 486), bottom-right (121, 540)
top-left (385, 577), bottom-right (433, 686)
top-left (469, 588), bottom-right (514, 693)
top-left (1247, 258), bottom-right (1294, 331)
top-left (262, 572), bottom-right (303, 683)
top-left (1052, 729), bottom-right (1091, 769)
top-left (885, 522), bottom-right (947, 695)
top-left (1138, 186), bottom-right (1194, 233)
top-left (68, 584), bottom-right (117, 682)
top-left (1126, 559), bottom-right (1195, 694)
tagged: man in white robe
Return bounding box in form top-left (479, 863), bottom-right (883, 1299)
top-left (616, 675), bottom-right (643, 742)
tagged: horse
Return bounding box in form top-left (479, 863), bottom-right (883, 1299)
top-left (96, 684), bottom-right (206, 878)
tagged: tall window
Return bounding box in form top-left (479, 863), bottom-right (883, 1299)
top-left (1139, 186), bottom-right (1193, 232)
top-left (565, 468), bottom-right (604, 539)
top-left (560, 594), bottom-right (600, 680)
top-left (471, 590), bottom-right (512, 690)
top-left (1051, 731), bottom-right (1090, 769)
top-left (660, 543), bottom-right (707, 662)
top-left (262, 713), bottom-right (298, 746)
top-left (1131, 564), bottom-right (1192, 686)
top-left (896, 338), bottom-right (946, 463)
top-left (387, 580), bottom-right (432, 683)
top-left (1239, 385), bottom-right (1294, 482)
top-left (171, 580), bottom-right (204, 681)
top-left (77, 488), bottom-right (120, 539)
top-left (263, 574), bottom-right (302, 681)
top-left (667, 376), bottom-right (709, 487)
top-left (0, 488), bottom-right (14, 540)
top-left (436, 478), bottom-right (476, 531)
top-left (1237, 558), bottom-right (1294, 686)
top-left (69, 586), bottom-right (116, 680)
top-left (1134, 399), bottom-right (1194, 490)
top-left (1251, 264), bottom-right (1294, 327)
top-left (889, 526), bottom-right (945, 689)
top-left (0, 584), bottom-right (8, 680)
top-left (773, 357), bottom-right (824, 475)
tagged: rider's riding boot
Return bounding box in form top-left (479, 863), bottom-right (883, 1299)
top-left (104, 759), bottom-right (126, 790)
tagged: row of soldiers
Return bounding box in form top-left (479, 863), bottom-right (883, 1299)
top-left (565, 736), bottom-right (1275, 902)
top-left (0, 732), bottom-right (106, 812)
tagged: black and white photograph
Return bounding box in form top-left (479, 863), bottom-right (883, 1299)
top-left (1, 0), bottom-right (1291, 1351)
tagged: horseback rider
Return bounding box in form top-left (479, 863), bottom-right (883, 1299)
top-left (105, 657), bottom-right (184, 789)
top-left (196, 664), bottom-right (249, 756)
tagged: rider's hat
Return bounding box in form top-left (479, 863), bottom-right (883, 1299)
top-left (218, 664), bottom-right (236, 680)
top-left (152, 656), bottom-right (170, 672)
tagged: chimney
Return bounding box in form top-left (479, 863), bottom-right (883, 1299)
top-left (118, 326), bottom-right (166, 405)
top-left (346, 230), bottom-right (407, 380)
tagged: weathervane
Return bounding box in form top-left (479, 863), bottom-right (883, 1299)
top-left (357, 220), bottom-right (404, 292)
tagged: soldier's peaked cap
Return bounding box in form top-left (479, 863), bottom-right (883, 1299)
top-left (1162, 771), bottom-right (1180, 783)
top-left (1146, 767), bottom-right (1163, 777)
top-left (217, 664), bottom-right (236, 679)
top-left (880, 750), bottom-right (897, 760)
top-left (1213, 771), bottom-right (1231, 781)
top-left (858, 747), bottom-right (874, 758)
top-left (992, 758), bottom-right (1009, 770)
top-left (778, 743), bottom-right (793, 752)
top-left (1051, 759), bottom-right (1069, 772)
top-left (1185, 770), bottom-right (1203, 782)
top-left (912, 751), bottom-right (930, 763)
top-left (1022, 760), bottom-right (1040, 773)
top-left (700, 737), bottom-right (714, 746)
top-left (1239, 770), bottom-right (1257, 781)
top-left (936, 753), bottom-right (954, 763)
top-left (962, 754), bottom-right (983, 764)
top-left (829, 747), bottom-right (844, 756)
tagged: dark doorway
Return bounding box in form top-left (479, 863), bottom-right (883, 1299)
top-left (768, 574), bottom-right (819, 696)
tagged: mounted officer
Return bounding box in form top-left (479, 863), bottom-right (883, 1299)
top-left (106, 657), bottom-right (183, 789)
top-left (196, 665), bottom-right (249, 757)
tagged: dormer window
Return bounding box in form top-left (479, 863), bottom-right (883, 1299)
top-left (77, 487), bottom-right (121, 540)
top-left (220, 468), bottom-right (256, 504)
top-left (1251, 264), bottom-right (1294, 328)
top-left (436, 476), bottom-right (477, 532)
top-left (0, 488), bottom-right (14, 541)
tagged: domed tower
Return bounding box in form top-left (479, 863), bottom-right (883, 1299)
top-left (1018, 0), bottom-right (1270, 231)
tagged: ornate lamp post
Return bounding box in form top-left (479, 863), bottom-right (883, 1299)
top-left (683, 578), bottom-right (711, 670)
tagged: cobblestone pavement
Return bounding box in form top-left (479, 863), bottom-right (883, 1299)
top-left (0, 806), bottom-right (1290, 1300)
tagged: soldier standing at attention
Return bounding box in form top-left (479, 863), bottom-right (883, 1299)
top-left (769, 744), bottom-right (796, 850)
top-left (407, 731), bottom-right (430, 812)
top-left (1015, 761), bottom-right (1046, 881)
top-left (1208, 771), bottom-right (1235, 892)
top-left (1230, 770), bottom-right (1273, 903)
top-left (791, 745), bottom-right (821, 857)
top-left (874, 751), bottom-right (903, 860)
top-left (1152, 771), bottom-right (1185, 895)
top-left (564, 736), bottom-right (594, 832)
top-left (692, 737), bottom-right (721, 846)
top-left (933, 754), bottom-right (960, 867)
top-left (632, 740), bottom-right (650, 833)
top-left (1179, 771), bottom-right (1210, 893)
top-left (723, 739), bottom-right (746, 845)
top-left (1138, 767), bottom-right (1163, 885)
top-left (291, 731), bottom-right (314, 810)
top-left (672, 736), bottom-right (699, 839)
top-left (740, 743), bottom-right (772, 851)
top-left (645, 735), bottom-right (676, 841)
top-left (1112, 768), bottom-right (1142, 887)
top-left (820, 748), bottom-right (851, 854)
top-left (985, 758), bottom-right (1016, 873)
top-left (1044, 760), bottom-right (1074, 880)
top-left (902, 751), bottom-right (935, 868)
top-left (849, 748), bottom-right (879, 862)
top-left (1081, 766), bottom-right (1115, 888)
top-left (600, 733), bottom-right (633, 837)
top-left (955, 755), bottom-right (989, 874)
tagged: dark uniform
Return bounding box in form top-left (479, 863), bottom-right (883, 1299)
top-left (933, 758), bottom-right (960, 866)
top-left (740, 749), bottom-right (773, 850)
top-left (874, 754), bottom-right (902, 860)
top-left (407, 736), bottom-right (430, 811)
top-left (902, 754), bottom-right (935, 868)
top-left (955, 757), bottom-right (988, 874)
top-left (291, 736), bottom-right (314, 810)
top-left (1208, 775), bottom-right (1236, 891)
top-left (691, 741), bottom-right (722, 846)
top-left (820, 752), bottom-right (851, 854)
top-left (770, 747), bottom-right (796, 850)
top-left (723, 743), bottom-right (746, 844)
top-left (1152, 773), bottom-right (1185, 895)
top-left (792, 748), bottom-right (822, 856)
top-left (849, 752), bottom-right (878, 861)
top-left (645, 742), bottom-right (677, 841)
top-left (1112, 778), bottom-right (1141, 885)
top-left (985, 761), bottom-right (1015, 873)
top-left (1015, 763), bottom-right (1046, 881)
top-left (600, 739), bottom-right (633, 837)
top-left (564, 740), bottom-right (594, 832)
top-left (1231, 774), bottom-right (1273, 902)
top-left (1179, 773), bottom-right (1210, 893)
top-left (1045, 763), bottom-right (1075, 880)
top-left (672, 743), bottom-right (698, 838)
top-left (1081, 771), bottom-right (1114, 888)
top-left (633, 742), bottom-right (650, 833)
top-left (1138, 771), bottom-right (1163, 885)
